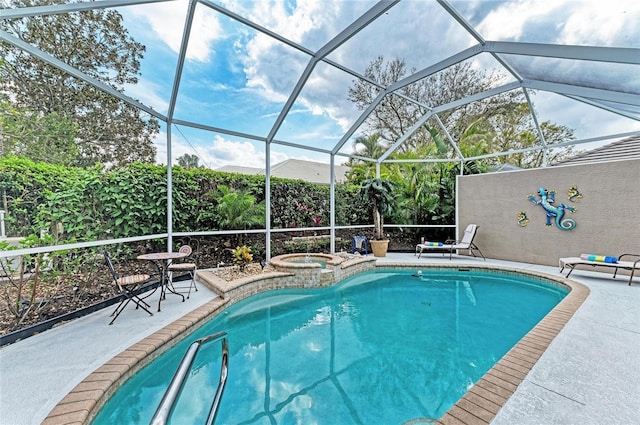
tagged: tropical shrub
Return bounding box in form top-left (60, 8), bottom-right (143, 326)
top-left (232, 245), bottom-right (253, 270)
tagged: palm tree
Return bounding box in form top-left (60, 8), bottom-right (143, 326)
top-left (352, 133), bottom-right (385, 159)
top-left (176, 153), bottom-right (201, 169)
top-left (214, 185), bottom-right (265, 245)
top-left (345, 133), bottom-right (386, 181)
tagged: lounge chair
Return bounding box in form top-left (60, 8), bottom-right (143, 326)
top-left (415, 224), bottom-right (485, 260)
top-left (559, 254), bottom-right (640, 285)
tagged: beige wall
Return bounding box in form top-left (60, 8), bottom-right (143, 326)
top-left (457, 159), bottom-right (640, 266)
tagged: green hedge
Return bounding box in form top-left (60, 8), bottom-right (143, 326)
top-left (0, 156), bottom-right (370, 241)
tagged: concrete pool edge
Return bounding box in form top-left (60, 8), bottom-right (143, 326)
top-left (42, 262), bottom-right (589, 425)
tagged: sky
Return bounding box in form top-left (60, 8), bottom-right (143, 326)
top-left (111, 0), bottom-right (640, 169)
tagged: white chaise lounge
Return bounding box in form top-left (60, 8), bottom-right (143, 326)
top-left (559, 254), bottom-right (640, 285)
top-left (415, 224), bottom-right (485, 260)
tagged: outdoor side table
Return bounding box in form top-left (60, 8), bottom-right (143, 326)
top-left (137, 251), bottom-right (188, 312)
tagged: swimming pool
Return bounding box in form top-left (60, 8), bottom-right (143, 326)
top-left (92, 268), bottom-right (568, 424)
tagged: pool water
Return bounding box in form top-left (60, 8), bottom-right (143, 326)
top-left (289, 257), bottom-right (328, 268)
top-left (92, 269), bottom-right (567, 425)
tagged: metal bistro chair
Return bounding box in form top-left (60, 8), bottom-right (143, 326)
top-left (167, 242), bottom-right (198, 299)
top-left (103, 250), bottom-right (157, 325)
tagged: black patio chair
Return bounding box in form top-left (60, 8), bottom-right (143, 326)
top-left (103, 249), bottom-right (157, 325)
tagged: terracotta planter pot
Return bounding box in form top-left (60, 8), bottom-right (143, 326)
top-left (370, 239), bottom-right (389, 257)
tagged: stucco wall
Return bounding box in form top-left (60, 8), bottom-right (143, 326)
top-left (456, 159), bottom-right (640, 266)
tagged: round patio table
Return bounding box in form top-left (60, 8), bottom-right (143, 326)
top-left (137, 251), bottom-right (188, 312)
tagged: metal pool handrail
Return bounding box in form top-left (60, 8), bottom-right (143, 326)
top-left (150, 331), bottom-right (229, 425)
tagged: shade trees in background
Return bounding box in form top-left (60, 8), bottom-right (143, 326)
top-left (344, 133), bottom-right (384, 181)
top-left (348, 57), bottom-right (521, 152)
top-left (177, 153), bottom-right (203, 170)
top-left (372, 123), bottom-right (489, 228)
top-left (0, 94), bottom-right (78, 164)
top-left (347, 56), bottom-right (578, 169)
top-left (0, 0), bottom-right (158, 166)
top-left (213, 185), bottom-right (265, 231)
top-left (484, 103), bottom-right (578, 168)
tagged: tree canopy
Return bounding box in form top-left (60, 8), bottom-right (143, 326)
top-left (347, 56), bottom-right (578, 169)
top-left (0, 0), bottom-right (159, 167)
top-left (177, 153), bottom-right (203, 170)
top-left (0, 92), bottom-right (78, 164)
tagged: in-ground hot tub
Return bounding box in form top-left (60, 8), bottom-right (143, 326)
top-left (270, 252), bottom-right (343, 270)
top-left (269, 253), bottom-right (355, 288)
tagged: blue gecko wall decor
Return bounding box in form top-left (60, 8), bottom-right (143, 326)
top-left (527, 187), bottom-right (577, 230)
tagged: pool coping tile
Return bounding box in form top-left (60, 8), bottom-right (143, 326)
top-left (436, 271), bottom-right (587, 425)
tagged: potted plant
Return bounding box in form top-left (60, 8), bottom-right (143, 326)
top-left (358, 177), bottom-right (394, 257)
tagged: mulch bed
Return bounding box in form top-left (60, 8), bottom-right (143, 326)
top-left (0, 262), bottom-right (273, 339)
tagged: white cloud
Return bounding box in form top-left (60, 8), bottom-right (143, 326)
top-left (560, 0), bottom-right (640, 46)
top-left (208, 136), bottom-right (267, 167)
top-left (476, 1), bottom-right (562, 41)
top-left (242, 35), bottom-right (305, 104)
top-left (475, 0), bottom-right (639, 46)
top-left (457, 0), bottom-right (640, 151)
top-left (224, 0), bottom-right (374, 132)
top-left (127, 0), bottom-right (223, 62)
top-left (232, 0), bottom-right (479, 135)
top-left (221, 0), bottom-right (341, 46)
top-left (155, 133), bottom-right (290, 169)
top-left (185, 6), bottom-right (225, 62)
top-left (530, 91), bottom-right (640, 142)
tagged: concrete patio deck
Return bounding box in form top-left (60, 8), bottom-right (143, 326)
top-left (0, 253), bottom-right (638, 425)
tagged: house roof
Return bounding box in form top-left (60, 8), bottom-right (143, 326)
top-left (215, 165), bottom-right (263, 175)
top-left (491, 163), bottom-right (523, 173)
top-left (552, 135), bottom-right (640, 166)
top-left (217, 159), bottom-right (350, 185)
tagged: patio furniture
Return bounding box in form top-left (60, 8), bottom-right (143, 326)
top-left (559, 254), bottom-right (640, 285)
top-left (351, 235), bottom-right (369, 255)
top-left (137, 251), bottom-right (187, 312)
top-left (415, 224), bottom-right (485, 260)
top-left (167, 243), bottom-right (198, 298)
top-left (103, 250), bottom-right (157, 325)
